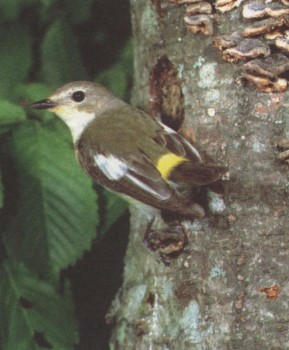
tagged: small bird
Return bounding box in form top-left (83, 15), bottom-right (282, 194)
top-left (30, 81), bottom-right (228, 221)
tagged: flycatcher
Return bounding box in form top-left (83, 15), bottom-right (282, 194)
top-left (30, 81), bottom-right (228, 221)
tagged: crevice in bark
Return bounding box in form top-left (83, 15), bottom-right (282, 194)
top-left (149, 55), bottom-right (185, 131)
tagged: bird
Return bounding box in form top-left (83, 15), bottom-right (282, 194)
top-left (30, 81), bottom-right (228, 222)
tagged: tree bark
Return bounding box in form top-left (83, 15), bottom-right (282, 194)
top-left (108, 1), bottom-right (289, 349)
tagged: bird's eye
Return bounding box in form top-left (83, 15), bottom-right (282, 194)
top-left (72, 91), bottom-right (85, 102)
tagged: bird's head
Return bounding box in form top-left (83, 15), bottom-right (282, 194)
top-left (30, 81), bottom-right (123, 142)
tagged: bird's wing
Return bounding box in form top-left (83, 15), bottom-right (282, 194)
top-left (78, 142), bottom-right (175, 203)
top-left (76, 106), bottom-right (224, 217)
top-left (78, 145), bottom-right (204, 219)
top-left (152, 123), bottom-right (203, 162)
top-left (74, 107), bottom-right (176, 205)
top-left (152, 123), bottom-right (228, 186)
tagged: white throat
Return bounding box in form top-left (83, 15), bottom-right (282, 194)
top-left (55, 108), bottom-right (95, 143)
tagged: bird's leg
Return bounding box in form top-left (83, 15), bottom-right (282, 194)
top-left (277, 139), bottom-right (289, 164)
top-left (143, 217), bottom-right (188, 265)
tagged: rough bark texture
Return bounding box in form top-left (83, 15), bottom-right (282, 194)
top-left (108, 1), bottom-right (289, 349)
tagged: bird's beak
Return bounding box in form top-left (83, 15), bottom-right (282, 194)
top-left (30, 99), bottom-right (58, 110)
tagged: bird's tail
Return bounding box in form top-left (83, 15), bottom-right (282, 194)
top-left (168, 162), bottom-right (229, 187)
top-left (161, 162), bottom-right (229, 221)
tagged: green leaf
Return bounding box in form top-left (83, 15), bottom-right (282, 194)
top-left (16, 83), bottom-right (54, 123)
top-left (0, 0), bottom-right (36, 20)
top-left (0, 260), bottom-right (78, 350)
top-left (97, 65), bottom-right (128, 100)
top-left (0, 24), bottom-right (32, 99)
top-left (16, 83), bottom-right (52, 104)
top-left (65, 0), bottom-right (95, 23)
top-left (100, 189), bottom-right (127, 236)
top-left (96, 39), bottom-right (133, 100)
top-left (0, 100), bottom-right (26, 128)
top-left (41, 20), bottom-right (87, 87)
top-left (3, 119), bottom-right (98, 277)
top-left (0, 0), bottom-right (21, 19)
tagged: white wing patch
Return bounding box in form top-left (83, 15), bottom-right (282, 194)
top-left (182, 137), bottom-right (202, 162)
top-left (159, 122), bottom-right (176, 134)
top-left (94, 154), bottom-right (169, 200)
top-left (94, 154), bottom-right (128, 180)
top-left (126, 174), bottom-right (163, 199)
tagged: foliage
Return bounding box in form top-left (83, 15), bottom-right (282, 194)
top-left (0, 0), bottom-right (131, 348)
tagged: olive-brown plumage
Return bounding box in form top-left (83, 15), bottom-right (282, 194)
top-left (30, 81), bottom-right (228, 220)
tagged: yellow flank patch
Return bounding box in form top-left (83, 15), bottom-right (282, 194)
top-left (157, 153), bottom-right (187, 180)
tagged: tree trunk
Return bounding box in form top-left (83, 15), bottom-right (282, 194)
top-left (108, 1), bottom-right (289, 349)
